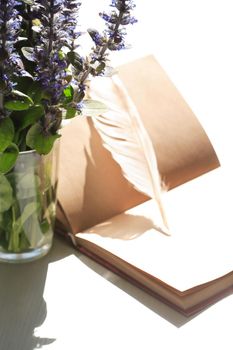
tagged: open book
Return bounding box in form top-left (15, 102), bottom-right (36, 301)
top-left (56, 55), bottom-right (233, 316)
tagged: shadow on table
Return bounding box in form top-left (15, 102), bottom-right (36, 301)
top-left (0, 236), bottom-right (73, 350)
top-left (77, 252), bottom-right (199, 328)
top-left (0, 233), bottom-right (215, 350)
top-left (53, 237), bottom-right (198, 328)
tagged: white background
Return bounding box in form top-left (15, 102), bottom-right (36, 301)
top-left (81, 0), bottom-right (233, 164)
top-left (1, 1), bottom-right (233, 350)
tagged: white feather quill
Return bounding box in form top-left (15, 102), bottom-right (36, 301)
top-left (88, 75), bottom-right (169, 235)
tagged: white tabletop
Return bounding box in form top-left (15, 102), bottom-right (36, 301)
top-left (1, 1), bottom-right (233, 349)
top-left (0, 236), bottom-right (232, 350)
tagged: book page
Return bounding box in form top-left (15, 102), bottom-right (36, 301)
top-left (57, 55), bottom-right (220, 241)
top-left (78, 166), bottom-right (233, 291)
top-left (57, 117), bottom-right (148, 233)
top-left (118, 55), bottom-right (220, 189)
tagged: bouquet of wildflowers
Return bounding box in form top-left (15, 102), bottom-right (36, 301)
top-left (0, 0), bottom-right (137, 173)
top-left (0, 0), bottom-right (137, 257)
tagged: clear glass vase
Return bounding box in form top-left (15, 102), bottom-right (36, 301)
top-left (0, 144), bottom-right (59, 263)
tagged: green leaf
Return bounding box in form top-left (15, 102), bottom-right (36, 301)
top-left (4, 91), bottom-right (34, 111)
top-left (40, 219), bottom-right (50, 234)
top-left (16, 173), bottom-right (40, 200)
top-left (15, 128), bottom-right (27, 151)
top-left (8, 202), bottom-right (39, 251)
top-left (26, 123), bottom-right (60, 154)
top-left (67, 51), bottom-right (83, 71)
top-left (27, 81), bottom-right (44, 104)
top-left (12, 90), bottom-right (34, 104)
top-left (18, 202), bottom-right (39, 227)
top-left (19, 232), bottom-right (30, 250)
top-left (4, 99), bottom-right (31, 111)
top-left (96, 62), bottom-right (106, 74)
top-left (22, 0), bottom-right (34, 4)
top-left (18, 105), bottom-right (45, 131)
top-left (0, 174), bottom-right (13, 212)
top-left (21, 47), bottom-right (36, 62)
top-left (63, 85), bottom-right (74, 103)
top-left (0, 143), bottom-right (19, 174)
top-left (0, 118), bottom-right (14, 152)
top-left (0, 210), bottom-right (12, 241)
top-left (65, 106), bottom-right (77, 119)
top-left (81, 99), bottom-right (108, 117)
top-left (14, 76), bottom-right (34, 94)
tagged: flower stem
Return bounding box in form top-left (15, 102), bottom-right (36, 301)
top-left (26, 4), bottom-right (33, 44)
top-left (0, 91), bottom-right (3, 107)
top-left (1, 0), bottom-right (7, 48)
top-left (99, 10), bottom-right (124, 58)
top-left (79, 8), bottom-right (124, 87)
top-left (48, 0), bottom-right (54, 55)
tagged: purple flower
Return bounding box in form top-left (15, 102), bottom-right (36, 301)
top-left (61, 0), bottom-right (82, 50)
top-left (31, 0), bottom-right (82, 104)
top-left (31, 0), bottom-right (67, 103)
top-left (72, 0), bottom-right (137, 103)
top-left (87, 0), bottom-right (137, 68)
top-left (100, 0), bottom-right (138, 51)
top-left (110, 0), bottom-right (136, 11)
top-left (0, 0), bottom-right (23, 95)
